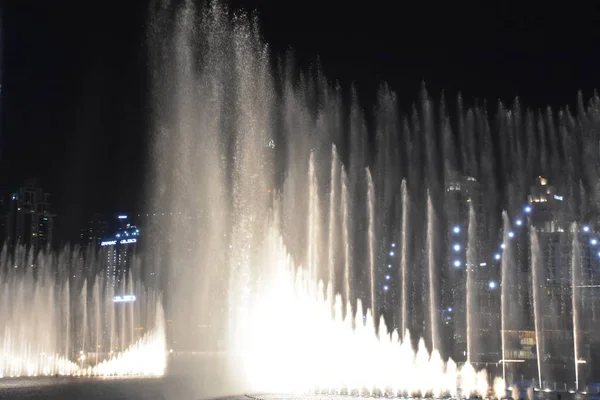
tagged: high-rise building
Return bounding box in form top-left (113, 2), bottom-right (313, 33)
top-left (444, 171), bottom-right (492, 362)
top-left (79, 214), bottom-right (109, 251)
top-left (99, 215), bottom-right (140, 288)
top-left (518, 176), bottom-right (576, 382)
top-left (3, 179), bottom-right (55, 252)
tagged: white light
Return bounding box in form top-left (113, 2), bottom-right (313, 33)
top-left (597, 252), bottom-right (600, 258)
top-left (453, 260), bottom-right (461, 268)
top-left (516, 219), bottom-right (523, 226)
top-left (553, 194), bottom-right (563, 201)
top-left (387, 264), bottom-right (392, 268)
top-left (448, 307), bottom-right (453, 312)
top-left (583, 225), bottom-right (590, 232)
top-left (385, 275), bottom-right (390, 280)
top-left (591, 239), bottom-right (598, 246)
top-left (118, 215), bottom-right (127, 219)
top-left (389, 251), bottom-right (395, 256)
top-left (119, 238), bottom-right (137, 245)
top-left (494, 253), bottom-right (501, 260)
top-left (479, 262), bottom-right (487, 266)
top-left (101, 240), bottom-right (117, 246)
top-left (453, 244), bottom-right (461, 252)
top-left (383, 285), bottom-right (389, 291)
top-left (524, 206), bottom-right (532, 213)
top-left (453, 226), bottom-right (460, 234)
top-left (391, 243), bottom-right (396, 248)
top-left (508, 231), bottom-right (515, 238)
top-left (500, 243), bottom-right (505, 249)
top-left (112, 295), bottom-right (136, 303)
top-left (488, 281), bottom-right (497, 289)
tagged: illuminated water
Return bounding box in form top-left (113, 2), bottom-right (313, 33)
top-left (0, 246), bottom-right (166, 378)
top-left (146, 0), bottom-right (600, 397)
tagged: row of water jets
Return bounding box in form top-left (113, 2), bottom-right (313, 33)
top-left (0, 246), bottom-right (167, 378)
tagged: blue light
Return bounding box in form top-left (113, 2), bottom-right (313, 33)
top-left (488, 281), bottom-right (497, 289)
top-left (453, 226), bottom-right (461, 234)
top-left (494, 253), bottom-right (501, 260)
top-left (453, 260), bottom-right (461, 268)
top-left (597, 251), bottom-right (600, 258)
top-left (389, 251), bottom-right (395, 256)
top-left (591, 239), bottom-right (598, 246)
top-left (453, 244), bottom-right (461, 252)
top-left (584, 226), bottom-right (590, 233)
top-left (508, 231), bottom-right (515, 238)
top-left (516, 219), bottom-right (523, 226)
top-left (116, 234), bottom-right (121, 238)
top-left (385, 275), bottom-right (390, 280)
top-left (524, 205), bottom-right (532, 214)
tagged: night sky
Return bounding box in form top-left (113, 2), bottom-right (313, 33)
top-left (2, 0), bottom-right (600, 243)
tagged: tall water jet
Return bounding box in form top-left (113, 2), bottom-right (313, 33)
top-left (400, 179), bottom-right (409, 337)
top-left (500, 212), bottom-right (510, 384)
top-left (342, 170), bottom-right (352, 310)
top-left (530, 228), bottom-right (543, 387)
top-left (426, 193), bottom-right (438, 351)
top-left (307, 151), bottom-right (320, 284)
top-left (571, 223), bottom-right (581, 391)
top-left (327, 145), bottom-right (339, 291)
top-left (367, 168), bottom-right (376, 319)
top-left (466, 204), bottom-right (477, 363)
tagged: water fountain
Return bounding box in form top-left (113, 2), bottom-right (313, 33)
top-left (0, 245), bottom-right (166, 378)
top-left (147, 0), bottom-right (600, 397)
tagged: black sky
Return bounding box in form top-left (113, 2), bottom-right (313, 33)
top-left (2, 0), bottom-right (600, 243)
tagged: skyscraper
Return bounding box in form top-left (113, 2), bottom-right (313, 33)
top-left (99, 215), bottom-right (140, 288)
top-left (3, 179), bottom-right (55, 252)
top-left (444, 171), bottom-right (500, 364)
top-left (79, 214), bottom-right (109, 252)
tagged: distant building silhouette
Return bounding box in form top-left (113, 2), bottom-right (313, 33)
top-left (1, 179), bottom-right (55, 252)
top-left (79, 214), bottom-right (109, 252)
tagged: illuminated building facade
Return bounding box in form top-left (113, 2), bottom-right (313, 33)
top-left (100, 215), bottom-right (140, 288)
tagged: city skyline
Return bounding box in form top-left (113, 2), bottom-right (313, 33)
top-left (3, 1), bottom-right (600, 245)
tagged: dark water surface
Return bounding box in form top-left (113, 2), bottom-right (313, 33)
top-left (0, 376), bottom-right (246, 400)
